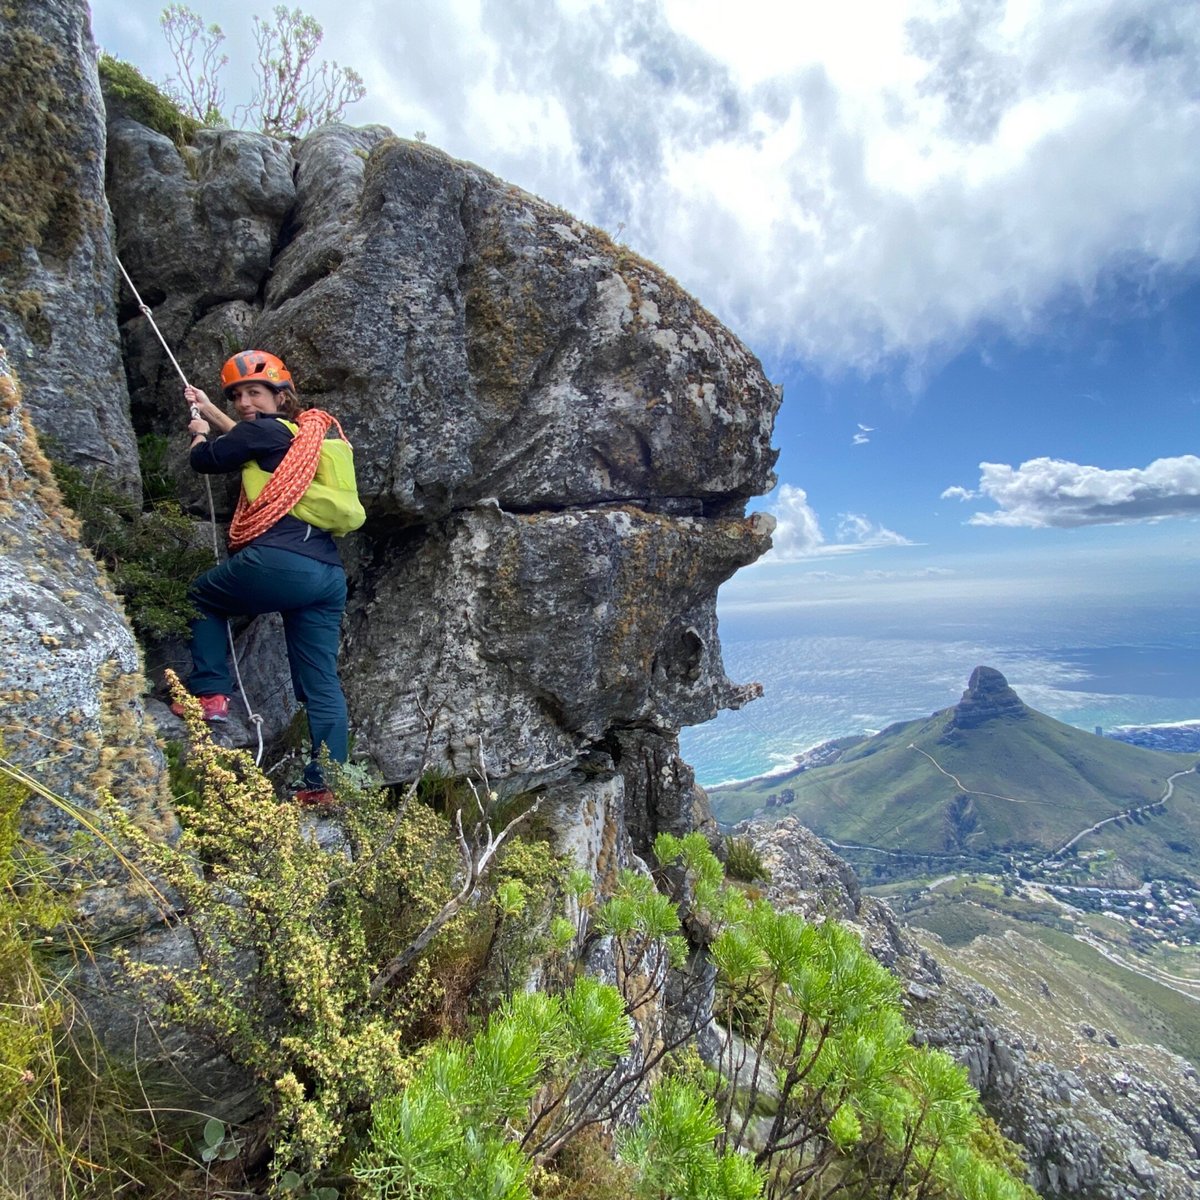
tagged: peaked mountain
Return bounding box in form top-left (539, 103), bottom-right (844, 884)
top-left (710, 667), bottom-right (1200, 867)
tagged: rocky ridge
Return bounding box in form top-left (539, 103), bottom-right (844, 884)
top-left (741, 816), bottom-right (1200, 1200)
top-left (947, 665), bottom-right (1029, 732)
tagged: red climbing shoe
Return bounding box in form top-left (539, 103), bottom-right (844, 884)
top-left (170, 694), bottom-right (230, 722)
top-left (293, 787), bottom-right (337, 811)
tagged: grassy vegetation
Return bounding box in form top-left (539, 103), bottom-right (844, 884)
top-left (97, 54), bottom-right (202, 142)
top-left (1082, 773), bottom-right (1200, 884)
top-left (723, 835), bottom-right (768, 882)
top-left (896, 880), bottom-right (1072, 947)
top-left (919, 920), bottom-right (1200, 1068)
top-left (51, 435), bottom-right (214, 641)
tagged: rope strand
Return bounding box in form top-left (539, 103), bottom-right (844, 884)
top-left (115, 254), bottom-right (264, 764)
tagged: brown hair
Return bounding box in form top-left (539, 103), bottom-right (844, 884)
top-left (274, 385), bottom-right (307, 419)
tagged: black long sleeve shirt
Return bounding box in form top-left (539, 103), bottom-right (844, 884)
top-left (190, 414), bottom-right (342, 566)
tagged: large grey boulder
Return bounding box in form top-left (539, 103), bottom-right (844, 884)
top-left (255, 136), bottom-right (782, 519)
top-left (108, 124), bottom-right (781, 790)
top-left (346, 503), bottom-right (772, 785)
top-left (0, 0), bottom-right (137, 490)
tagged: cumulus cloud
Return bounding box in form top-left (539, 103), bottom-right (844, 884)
top-left (950, 455), bottom-right (1200, 527)
top-left (765, 485), bottom-right (913, 560)
top-left (940, 485), bottom-right (977, 501)
top-left (91, 0), bottom-right (1200, 373)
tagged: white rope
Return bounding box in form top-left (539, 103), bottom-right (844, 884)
top-left (115, 255), bottom-right (265, 765)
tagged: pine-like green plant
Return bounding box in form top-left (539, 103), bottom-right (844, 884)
top-left (654, 828), bottom-right (1036, 1200)
top-left (355, 979), bottom-right (634, 1200)
top-left (618, 1076), bottom-right (764, 1200)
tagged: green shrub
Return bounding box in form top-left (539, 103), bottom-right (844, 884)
top-left (356, 978), bottom-right (761, 1200)
top-left (355, 979), bottom-right (634, 1200)
top-left (98, 54), bottom-right (202, 142)
top-left (723, 836), bottom-right (768, 883)
top-left (654, 832), bottom-right (1037, 1200)
top-left (51, 454), bottom-right (213, 641)
top-left (618, 1076), bottom-right (764, 1200)
top-left (105, 696), bottom-right (461, 1174)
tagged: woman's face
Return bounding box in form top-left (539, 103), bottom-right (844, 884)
top-left (228, 381), bottom-right (281, 421)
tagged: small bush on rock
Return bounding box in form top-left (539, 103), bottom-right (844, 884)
top-left (98, 54), bottom-right (202, 142)
top-left (723, 836), bottom-right (768, 883)
top-left (51, 453), bottom-right (213, 641)
top-left (104, 681), bottom-right (553, 1181)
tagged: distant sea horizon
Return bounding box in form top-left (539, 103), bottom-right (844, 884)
top-left (679, 579), bottom-right (1200, 788)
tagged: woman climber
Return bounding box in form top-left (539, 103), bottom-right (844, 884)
top-left (174, 349), bottom-right (365, 807)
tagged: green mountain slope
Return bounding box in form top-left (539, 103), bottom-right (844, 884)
top-left (710, 667), bottom-right (1200, 863)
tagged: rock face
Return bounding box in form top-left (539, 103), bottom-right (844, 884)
top-left (0, 0), bottom-right (139, 492)
top-left (3, 0), bottom-right (780, 1116)
top-left (948, 664), bottom-right (1028, 731)
top-left (104, 120), bottom-right (781, 795)
top-left (0, 349), bottom-right (174, 914)
top-left (740, 816), bottom-right (1200, 1200)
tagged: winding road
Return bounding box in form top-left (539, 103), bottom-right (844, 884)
top-left (1040, 766), bottom-right (1197, 864)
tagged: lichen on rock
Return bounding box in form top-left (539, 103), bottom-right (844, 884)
top-left (0, 349), bottom-right (173, 878)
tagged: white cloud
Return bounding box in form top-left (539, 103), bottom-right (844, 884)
top-left (767, 484), bottom-right (825, 558)
top-left (955, 455), bottom-right (1200, 527)
top-left (764, 485), bottom-right (913, 560)
top-left (940, 485), bottom-right (977, 501)
top-left (90, 0), bottom-right (1200, 374)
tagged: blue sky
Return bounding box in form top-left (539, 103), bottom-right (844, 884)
top-left (92, 0), bottom-right (1200, 595)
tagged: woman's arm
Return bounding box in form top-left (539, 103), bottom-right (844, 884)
top-left (189, 416), bottom-right (293, 474)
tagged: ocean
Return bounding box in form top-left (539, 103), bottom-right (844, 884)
top-left (679, 576), bottom-right (1200, 787)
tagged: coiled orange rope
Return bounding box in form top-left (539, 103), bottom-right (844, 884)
top-left (228, 409), bottom-right (345, 550)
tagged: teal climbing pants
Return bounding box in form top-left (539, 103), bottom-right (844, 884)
top-left (186, 545), bottom-right (348, 788)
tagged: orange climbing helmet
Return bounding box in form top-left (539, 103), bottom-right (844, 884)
top-left (220, 350), bottom-right (293, 397)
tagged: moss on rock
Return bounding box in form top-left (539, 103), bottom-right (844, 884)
top-left (97, 53), bottom-right (201, 143)
top-left (0, 19), bottom-right (88, 279)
